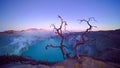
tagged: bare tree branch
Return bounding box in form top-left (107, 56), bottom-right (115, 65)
top-left (45, 44), bottom-right (60, 50)
top-left (79, 17), bottom-right (97, 43)
top-left (73, 17), bottom-right (97, 60)
top-left (45, 15), bottom-right (70, 59)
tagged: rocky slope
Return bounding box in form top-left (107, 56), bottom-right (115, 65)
top-left (1, 56), bottom-right (120, 68)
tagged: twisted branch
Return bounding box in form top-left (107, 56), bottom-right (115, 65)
top-left (45, 15), bottom-right (70, 59)
top-left (73, 17), bottom-right (97, 60)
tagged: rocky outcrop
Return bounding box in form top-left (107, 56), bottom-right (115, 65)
top-left (1, 56), bottom-right (120, 68)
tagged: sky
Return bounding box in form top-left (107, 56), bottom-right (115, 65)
top-left (0, 0), bottom-right (120, 32)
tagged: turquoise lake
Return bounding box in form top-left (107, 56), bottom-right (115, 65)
top-left (21, 38), bottom-right (72, 62)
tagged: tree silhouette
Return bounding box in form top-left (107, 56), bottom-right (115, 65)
top-left (45, 16), bottom-right (96, 61)
top-left (45, 15), bottom-right (70, 59)
top-left (73, 17), bottom-right (97, 60)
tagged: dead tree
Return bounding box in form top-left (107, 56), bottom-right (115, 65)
top-left (45, 15), bottom-right (70, 59)
top-left (73, 17), bottom-right (96, 60)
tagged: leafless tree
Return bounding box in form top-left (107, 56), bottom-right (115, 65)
top-left (73, 17), bottom-right (97, 60)
top-left (45, 15), bottom-right (70, 59)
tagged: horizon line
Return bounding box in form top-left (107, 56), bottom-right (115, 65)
top-left (0, 27), bottom-right (119, 33)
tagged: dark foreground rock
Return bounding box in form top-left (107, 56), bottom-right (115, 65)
top-left (0, 55), bottom-right (56, 67)
top-left (0, 55), bottom-right (120, 68)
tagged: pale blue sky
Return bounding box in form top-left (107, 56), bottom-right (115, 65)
top-left (0, 0), bottom-right (120, 31)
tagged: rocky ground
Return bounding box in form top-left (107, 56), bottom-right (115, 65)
top-left (0, 56), bottom-right (120, 68)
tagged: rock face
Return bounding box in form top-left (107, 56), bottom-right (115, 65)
top-left (1, 56), bottom-right (120, 68)
top-left (53, 57), bottom-right (120, 68)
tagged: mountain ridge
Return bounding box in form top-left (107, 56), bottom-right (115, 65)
top-left (1, 28), bottom-right (120, 33)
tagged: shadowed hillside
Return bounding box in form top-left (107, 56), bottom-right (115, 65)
top-left (65, 29), bottom-right (120, 63)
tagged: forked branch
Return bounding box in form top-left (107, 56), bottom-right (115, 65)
top-left (73, 17), bottom-right (97, 60)
top-left (45, 15), bottom-right (70, 59)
